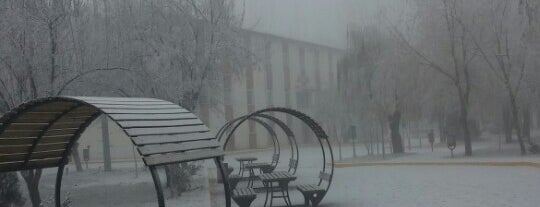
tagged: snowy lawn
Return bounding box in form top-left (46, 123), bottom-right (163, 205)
top-left (209, 164), bottom-right (540, 207)
top-left (15, 138), bottom-right (539, 207)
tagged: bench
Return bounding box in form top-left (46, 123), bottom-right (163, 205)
top-left (255, 153), bottom-right (279, 174)
top-left (232, 188), bottom-right (257, 207)
top-left (297, 171), bottom-right (331, 207)
top-left (228, 174), bottom-right (242, 190)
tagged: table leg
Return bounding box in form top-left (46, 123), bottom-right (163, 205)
top-left (263, 181), bottom-right (269, 207)
top-left (279, 181), bottom-right (291, 207)
top-left (238, 161), bottom-right (243, 176)
top-left (248, 168), bottom-right (255, 188)
top-left (269, 182), bottom-right (274, 207)
top-left (285, 186), bottom-right (293, 207)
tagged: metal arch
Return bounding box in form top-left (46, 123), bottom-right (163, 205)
top-left (217, 116), bottom-right (281, 165)
top-left (55, 111), bottom-right (102, 207)
top-left (217, 114), bottom-right (300, 172)
top-left (223, 107), bottom-right (334, 203)
top-left (254, 114), bottom-right (300, 174)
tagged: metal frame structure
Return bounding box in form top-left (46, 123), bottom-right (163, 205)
top-left (216, 113), bottom-right (300, 174)
top-left (0, 96), bottom-right (230, 207)
top-left (218, 107), bottom-right (334, 201)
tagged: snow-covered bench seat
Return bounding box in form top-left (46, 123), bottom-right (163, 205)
top-left (232, 188), bottom-right (257, 207)
top-left (297, 171), bottom-right (332, 207)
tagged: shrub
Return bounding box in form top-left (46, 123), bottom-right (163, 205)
top-left (0, 172), bottom-right (25, 207)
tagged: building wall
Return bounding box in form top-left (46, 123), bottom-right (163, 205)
top-left (75, 31), bottom-right (344, 163)
top-left (210, 31), bottom-right (344, 151)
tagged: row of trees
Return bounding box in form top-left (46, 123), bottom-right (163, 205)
top-left (0, 0), bottom-right (250, 206)
top-left (330, 0), bottom-right (540, 157)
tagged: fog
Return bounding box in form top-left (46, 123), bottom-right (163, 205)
top-left (235, 0), bottom-right (406, 48)
top-left (0, 1), bottom-right (539, 207)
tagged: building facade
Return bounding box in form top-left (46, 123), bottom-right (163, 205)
top-left (77, 30), bottom-right (344, 162)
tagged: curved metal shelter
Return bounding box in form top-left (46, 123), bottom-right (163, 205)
top-left (216, 113), bottom-right (300, 174)
top-left (219, 107), bottom-right (334, 202)
top-left (0, 96), bottom-right (230, 207)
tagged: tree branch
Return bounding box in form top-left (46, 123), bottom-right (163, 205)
top-left (56, 67), bottom-right (131, 96)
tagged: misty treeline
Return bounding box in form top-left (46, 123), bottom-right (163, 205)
top-left (321, 0), bottom-right (540, 157)
top-left (0, 0), bottom-right (250, 206)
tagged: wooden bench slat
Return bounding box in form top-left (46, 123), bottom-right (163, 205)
top-left (108, 113), bottom-right (197, 121)
top-left (28, 102), bottom-right (77, 112)
top-left (29, 150), bottom-right (65, 159)
top-left (43, 128), bottom-right (79, 136)
top-left (93, 104), bottom-right (180, 109)
top-left (0, 154), bottom-right (26, 163)
top-left (13, 115), bottom-right (93, 124)
top-left (0, 145), bottom-right (30, 154)
top-left (137, 140), bottom-right (220, 155)
top-left (131, 132), bottom-right (216, 145)
top-left (319, 171), bottom-right (332, 181)
top-left (0, 138), bottom-right (35, 145)
top-left (118, 119), bottom-right (203, 128)
top-left (0, 158), bottom-right (60, 172)
top-left (0, 130), bottom-right (41, 138)
top-left (126, 125), bottom-right (209, 137)
top-left (39, 135), bottom-right (72, 144)
top-left (34, 143), bottom-right (68, 152)
top-left (7, 123), bottom-right (47, 130)
top-left (83, 101), bottom-right (174, 106)
top-left (101, 108), bottom-right (188, 114)
top-left (0, 150), bottom-right (65, 163)
top-left (72, 96), bottom-right (162, 102)
top-left (49, 121), bottom-right (85, 129)
top-left (143, 149), bottom-right (224, 166)
top-left (232, 188), bottom-right (256, 198)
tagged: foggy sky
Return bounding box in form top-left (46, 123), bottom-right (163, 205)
top-left (234, 0), bottom-right (406, 49)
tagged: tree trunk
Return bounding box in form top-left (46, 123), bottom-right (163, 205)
top-left (380, 120), bottom-right (386, 157)
top-left (101, 115), bottom-right (112, 171)
top-left (522, 105), bottom-right (531, 143)
top-left (72, 142), bottom-right (84, 172)
top-left (21, 170), bottom-right (42, 207)
top-left (388, 110), bottom-right (404, 153)
top-left (438, 113), bottom-right (446, 143)
top-left (536, 109), bottom-right (540, 129)
top-left (509, 95), bottom-right (527, 155)
top-left (503, 105), bottom-right (513, 143)
top-left (459, 97), bottom-right (472, 156)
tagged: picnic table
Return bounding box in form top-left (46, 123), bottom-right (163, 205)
top-left (244, 162), bottom-right (273, 187)
top-left (235, 157), bottom-right (258, 177)
top-left (259, 171), bottom-right (297, 207)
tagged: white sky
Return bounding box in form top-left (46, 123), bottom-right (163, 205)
top-left (234, 0), bottom-right (405, 49)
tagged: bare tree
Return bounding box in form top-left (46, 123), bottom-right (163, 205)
top-left (471, 0), bottom-right (531, 154)
top-left (391, 0), bottom-right (479, 156)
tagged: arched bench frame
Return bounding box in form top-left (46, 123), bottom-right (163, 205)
top-left (219, 107), bottom-right (334, 202)
top-left (0, 96), bottom-right (231, 207)
top-left (217, 114), bottom-right (300, 173)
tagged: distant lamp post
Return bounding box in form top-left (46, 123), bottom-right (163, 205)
top-left (428, 129), bottom-right (435, 152)
top-left (349, 125), bottom-right (357, 158)
top-left (447, 137), bottom-right (456, 158)
top-left (83, 145), bottom-right (90, 169)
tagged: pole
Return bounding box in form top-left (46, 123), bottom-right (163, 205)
top-left (132, 145), bottom-right (138, 178)
top-left (381, 123), bottom-right (385, 159)
top-left (498, 134), bottom-right (502, 152)
top-left (101, 115), bottom-right (112, 171)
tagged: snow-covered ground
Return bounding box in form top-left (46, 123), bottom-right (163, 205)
top-left (17, 138), bottom-right (539, 207)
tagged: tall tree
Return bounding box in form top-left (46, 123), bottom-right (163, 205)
top-left (471, 0), bottom-right (530, 154)
top-left (392, 0), bottom-right (478, 156)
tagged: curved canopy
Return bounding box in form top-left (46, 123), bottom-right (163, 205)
top-left (0, 96), bottom-right (221, 172)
